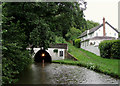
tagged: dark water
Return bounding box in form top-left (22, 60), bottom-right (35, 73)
top-left (16, 63), bottom-right (119, 84)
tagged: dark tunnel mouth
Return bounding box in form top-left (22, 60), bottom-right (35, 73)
top-left (34, 49), bottom-right (52, 63)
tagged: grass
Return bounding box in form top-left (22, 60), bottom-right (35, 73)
top-left (53, 42), bottom-right (120, 79)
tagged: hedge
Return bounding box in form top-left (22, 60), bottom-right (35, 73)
top-left (75, 39), bottom-right (81, 48)
top-left (99, 40), bottom-right (120, 59)
top-left (111, 40), bottom-right (120, 59)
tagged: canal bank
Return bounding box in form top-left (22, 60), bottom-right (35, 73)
top-left (60, 42), bottom-right (120, 79)
top-left (16, 63), bottom-right (118, 84)
top-left (52, 60), bottom-right (120, 79)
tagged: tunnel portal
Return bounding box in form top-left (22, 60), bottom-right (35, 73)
top-left (34, 49), bottom-right (52, 63)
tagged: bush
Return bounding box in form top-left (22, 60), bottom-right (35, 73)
top-left (99, 40), bottom-right (112, 58)
top-left (53, 49), bottom-right (58, 53)
top-left (111, 40), bottom-right (120, 59)
top-left (75, 39), bottom-right (81, 48)
top-left (99, 40), bottom-right (120, 59)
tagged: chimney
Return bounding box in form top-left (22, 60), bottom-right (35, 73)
top-left (103, 17), bottom-right (106, 36)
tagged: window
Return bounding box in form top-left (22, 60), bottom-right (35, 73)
top-left (114, 33), bottom-right (116, 36)
top-left (90, 42), bottom-right (92, 45)
top-left (87, 41), bottom-right (89, 46)
top-left (90, 42), bottom-right (95, 45)
top-left (60, 51), bottom-right (63, 57)
top-left (91, 34), bottom-right (92, 37)
top-left (96, 33), bottom-right (98, 36)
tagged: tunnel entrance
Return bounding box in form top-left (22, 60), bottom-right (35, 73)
top-left (34, 49), bottom-right (52, 63)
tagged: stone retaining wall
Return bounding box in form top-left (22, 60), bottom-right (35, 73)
top-left (65, 51), bottom-right (78, 61)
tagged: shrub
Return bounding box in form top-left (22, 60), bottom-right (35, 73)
top-left (53, 49), bottom-right (58, 53)
top-left (68, 48), bottom-right (71, 53)
top-left (111, 40), bottom-right (120, 59)
top-left (99, 40), bottom-right (120, 59)
top-left (99, 40), bottom-right (112, 58)
top-left (75, 39), bottom-right (81, 48)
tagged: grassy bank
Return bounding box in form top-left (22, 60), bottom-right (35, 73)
top-left (53, 42), bottom-right (120, 79)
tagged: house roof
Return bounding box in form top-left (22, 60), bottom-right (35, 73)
top-left (90, 36), bottom-right (115, 40)
top-left (79, 30), bottom-right (87, 38)
top-left (28, 43), bottom-right (68, 49)
top-left (78, 21), bottom-right (119, 38)
top-left (81, 36), bottom-right (115, 42)
top-left (49, 43), bottom-right (67, 49)
top-left (106, 22), bottom-right (119, 33)
top-left (89, 24), bottom-right (103, 34)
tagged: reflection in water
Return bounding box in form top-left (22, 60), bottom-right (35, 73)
top-left (16, 63), bottom-right (119, 84)
top-left (42, 60), bottom-right (44, 68)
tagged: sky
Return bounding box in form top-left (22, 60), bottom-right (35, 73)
top-left (84, 0), bottom-right (119, 30)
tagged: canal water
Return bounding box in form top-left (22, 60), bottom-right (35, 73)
top-left (17, 63), bottom-right (119, 84)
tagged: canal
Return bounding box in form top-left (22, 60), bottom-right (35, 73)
top-left (16, 63), bottom-right (118, 84)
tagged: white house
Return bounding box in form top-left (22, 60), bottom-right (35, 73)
top-left (78, 18), bottom-right (119, 56)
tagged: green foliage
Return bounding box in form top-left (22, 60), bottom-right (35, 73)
top-left (55, 36), bottom-right (66, 43)
top-left (2, 2), bottom-right (87, 49)
top-left (99, 40), bottom-right (120, 59)
top-left (68, 48), bottom-right (71, 53)
top-left (99, 40), bottom-right (112, 58)
top-left (74, 39), bottom-right (81, 48)
top-left (53, 49), bottom-right (58, 53)
top-left (66, 20), bottom-right (99, 41)
top-left (2, 3), bottom-right (32, 84)
top-left (2, 26), bottom-right (32, 84)
top-left (72, 3), bottom-right (87, 30)
top-left (29, 19), bottom-right (55, 49)
top-left (111, 40), bottom-right (120, 59)
top-left (2, 46), bottom-right (32, 84)
top-left (65, 27), bottom-right (81, 41)
top-left (86, 20), bottom-right (100, 30)
top-left (79, 20), bottom-right (100, 34)
top-left (119, 32), bottom-right (120, 38)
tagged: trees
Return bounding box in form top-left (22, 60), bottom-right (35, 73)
top-left (2, 2), bottom-right (87, 84)
top-left (65, 27), bottom-right (81, 41)
top-left (29, 19), bottom-right (55, 49)
top-left (71, 2), bottom-right (87, 31)
top-left (2, 1), bottom-right (88, 48)
top-left (2, 13), bottom-right (32, 84)
top-left (2, 2), bottom-right (81, 49)
top-left (86, 20), bottom-right (100, 30)
top-left (2, 3), bottom-right (32, 84)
